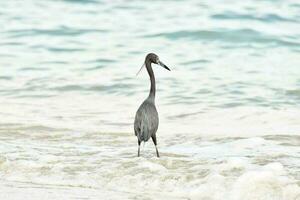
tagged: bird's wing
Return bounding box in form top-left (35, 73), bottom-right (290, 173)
top-left (134, 101), bottom-right (158, 142)
top-left (134, 107), bottom-right (142, 137)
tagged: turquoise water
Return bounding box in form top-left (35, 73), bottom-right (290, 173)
top-left (0, 0), bottom-right (300, 199)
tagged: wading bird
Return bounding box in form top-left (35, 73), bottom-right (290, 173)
top-left (134, 53), bottom-right (170, 157)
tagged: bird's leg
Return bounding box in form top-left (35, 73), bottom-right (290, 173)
top-left (138, 140), bottom-right (141, 157)
top-left (151, 135), bottom-right (160, 157)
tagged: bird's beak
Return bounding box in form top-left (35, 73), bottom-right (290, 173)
top-left (158, 60), bottom-right (171, 71)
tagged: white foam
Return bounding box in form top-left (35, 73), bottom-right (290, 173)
top-left (0, 155), bottom-right (7, 166)
top-left (231, 163), bottom-right (299, 200)
top-left (138, 160), bottom-right (167, 172)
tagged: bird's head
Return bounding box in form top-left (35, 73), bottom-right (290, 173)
top-left (145, 53), bottom-right (170, 71)
top-left (136, 53), bottom-right (171, 76)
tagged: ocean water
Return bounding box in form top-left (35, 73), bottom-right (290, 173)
top-left (0, 0), bottom-right (300, 199)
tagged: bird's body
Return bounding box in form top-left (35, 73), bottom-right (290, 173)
top-left (134, 53), bottom-right (170, 157)
top-left (134, 97), bottom-right (158, 142)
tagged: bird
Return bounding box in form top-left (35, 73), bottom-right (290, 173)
top-left (134, 53), bottom-right (170, 157)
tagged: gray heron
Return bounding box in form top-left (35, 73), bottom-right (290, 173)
top-left (134, 53), bottom-right (170, 157)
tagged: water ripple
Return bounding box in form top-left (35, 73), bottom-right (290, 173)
top-left (0, 76), bottom-right (12, 80)
top-left (144, 29), bottom-right (300, 48)
top-left (181, 59), bottom-right (210, 66)
top-left (211, 12), bottom-right (298, 23)
top-left (83, 58), bottom-right (116, 64)
top-left (286, 89), bottom-right (300, 100)
top-left (61, 0), bottom-right (99, 4)
top-left (20, 67), bottom-right (49, 71)
top-left (5, 26), bottom-right (107, 38)
top-left (49, 83), bottom-right (137, 94)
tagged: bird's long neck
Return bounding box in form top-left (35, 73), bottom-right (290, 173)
top-left (145, 61), bottom-right (155, 99)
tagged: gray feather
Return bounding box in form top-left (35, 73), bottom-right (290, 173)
top-left (134, 97), bottom-right (159, 142)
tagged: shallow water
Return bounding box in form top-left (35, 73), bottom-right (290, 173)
top-left (0, 0), bottom-right (300, 199)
